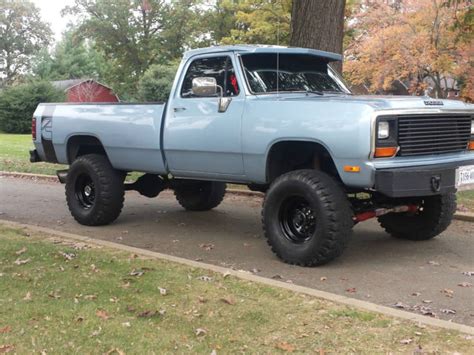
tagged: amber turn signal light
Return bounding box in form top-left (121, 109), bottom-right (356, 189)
top-left (374, 146), bottom-right (398, 158)
top-left (469, 141), bottom-right (474, 150)
top-left (344, 165), bottom-right (361, 173)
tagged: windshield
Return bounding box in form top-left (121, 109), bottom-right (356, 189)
top-left (240, 53), bottom-right (350, 94)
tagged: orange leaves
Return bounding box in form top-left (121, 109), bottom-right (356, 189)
top-left (343, 0), bottom-right (471, 99)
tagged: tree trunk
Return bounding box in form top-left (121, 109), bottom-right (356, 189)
top-left (290, 0), bottom-right (346, 72)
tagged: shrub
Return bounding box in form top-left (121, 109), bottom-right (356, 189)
top-left (138, 63), bottom-right (178, 102)
top-left (0, 81), bottom-right (65, 133)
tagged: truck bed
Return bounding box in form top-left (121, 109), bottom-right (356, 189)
top-left (33, 102), bottom-right (168, 174)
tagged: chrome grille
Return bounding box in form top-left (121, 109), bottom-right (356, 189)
top-left (397, 114), bottom-right (472, 156)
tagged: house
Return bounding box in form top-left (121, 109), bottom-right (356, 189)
top-left (51, 79), bottom-right (119, 103)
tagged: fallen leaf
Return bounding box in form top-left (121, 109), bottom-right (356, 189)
top-left (411, 292), bottom-right (420, 296)
top-left (275, 341), bottom-right (295, 352)
top-left (223, 271), bottom-right (231, 278)
top-left (399, 338), bottom-right (413, 345)
top-left (59, 252), bottom-right (76, 260)
top-left (271, 274), bottom-right (283, 280)
top-left (121, 322), bottom-right (131, 328)
top-left (90, 327), bottom-right (102, 337)
top-left (195, 328), bottom-right (207, 336)
top-left (23, 292), bottom-right (32, 301)
top-left (158, 287), bottom-right (167, 296)
top-left (0, 326), bottom-right (11, 334)
top-left (320, 277), bottom-right (327, 281)
top-left (126, 305), bottom-right (136, 313)
top-left (422, 300), bottom-right (432, 304)
top-left (129, 269), bottom-right (144, 277)
top-left (419, 307), bottom-right (436, 317)
top-left (199, 243), bottom-right (214, 251)
top-left (96, 309), bottom-right (110, 320)
top-left (76, 317), bottom-right (84, 322)
top-left (428, 261), bottom-right (440, 266)
top-left (14, 258), bottom-right (30, 265)
top-left (90, 264), bottom-right (99, 273)
top-left (0, 344), bottom-right (14, 353)
top-left (198, 296), bottom-right (207, 303)
top-left (441, 288), bottom-right (454, 298)
top-left (84, 294), bottom-right (97, 300)
top-left (48, 291), bottom-right (61, 299)
top-left (137, 310), bottom-right (158, 318)
top-left (441, 308), bottom-right (456, 314)
top-left (220, 297), bottom-right (236, 305)
top-left (458, 282), bottom-right (472, 287)
top-left (104, 348), bottom-right (125, 355)
top-left (346, 287), bottom-right (356, 293)
top-left (392, 301), bottom-right (410, 309)
top-left (197, 275), bottom-right (213, 282)
top-left (15, 247), bottom-right (27, 255)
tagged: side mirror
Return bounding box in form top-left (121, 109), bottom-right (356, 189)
top-left (192, 77), bottom-right (219, 97)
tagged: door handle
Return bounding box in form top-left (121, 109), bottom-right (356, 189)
top-left (173, 107), bottom-right (186, 112)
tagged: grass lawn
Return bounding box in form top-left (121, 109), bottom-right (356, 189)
top-left (1, 133), bottom-right (473, 210)
top-left (0, 225), bottom-right (472, 353)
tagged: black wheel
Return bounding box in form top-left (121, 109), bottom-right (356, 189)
top-left (66, 154), bottom-right (125, 226)
top-left (377, 193), bottom-right (456, 240)
top-left (262, 169), bottom-right (353, 266)
top-left (174, 180), bottom-right (226, 211)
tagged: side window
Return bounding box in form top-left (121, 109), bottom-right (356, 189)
top-left (181, 56), bottom-right (240, 98)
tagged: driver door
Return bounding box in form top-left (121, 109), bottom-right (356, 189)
top-left (164, 54), bottom-right (245, 179)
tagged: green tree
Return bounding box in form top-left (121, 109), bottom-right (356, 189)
top-left (220, 0), bottom-right (292, 45)
top-left (33, 31), bottom-right (111, 81)
top-left (138, 63), bottom-right (179, 102)
top-left (0, 81), bottom-right (64, 133)
top-left (0, 0), bottom-right (52, 85)
top-left (63, 0), bottom-right (207, 98)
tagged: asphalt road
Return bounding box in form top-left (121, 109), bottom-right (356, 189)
top-left (1, 175), bottom-right (473, 326)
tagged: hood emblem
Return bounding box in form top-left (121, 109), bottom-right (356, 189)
top-left (424, 100), bottom-right (444, 106)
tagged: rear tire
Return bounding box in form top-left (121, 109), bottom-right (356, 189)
top-left (66, 154), bottom-right (125, 226)
top-left (174, 180), bottom-right (226, 211)
top-left (377, 193), bottom-right (456, 240)
top-left (262, 169), bottom-right (353, 266)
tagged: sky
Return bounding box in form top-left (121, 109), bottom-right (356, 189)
top-left (32, 0), bottom-right (76, 42)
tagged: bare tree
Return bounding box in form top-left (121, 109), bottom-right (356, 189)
top-left (290, 0), bottom-right (346, 71)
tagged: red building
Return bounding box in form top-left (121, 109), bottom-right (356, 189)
top-left (52, 79), bottom-right (119, 103)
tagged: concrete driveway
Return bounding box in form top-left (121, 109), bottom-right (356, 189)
top-left (1, 175), bottom-right (473, 325)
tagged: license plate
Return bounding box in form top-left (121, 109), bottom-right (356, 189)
top-left (456, 165), bottom-right (474, 187)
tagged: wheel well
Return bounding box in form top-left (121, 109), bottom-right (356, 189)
top-left (67, 135), bottom-right (107, 163)
top-left (266, 141), bottom-right (340, 183)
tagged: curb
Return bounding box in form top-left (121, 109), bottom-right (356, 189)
top-left (1, 218), bottom-right (473, 335)
top-left (2, 171), bottom-right (473, 222)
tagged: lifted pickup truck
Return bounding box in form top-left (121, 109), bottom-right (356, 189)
top-left (31, 45), bottom-right (474, 266)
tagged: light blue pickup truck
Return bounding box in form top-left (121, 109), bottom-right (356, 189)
top-left (31, 45), bottom-right (474, 266)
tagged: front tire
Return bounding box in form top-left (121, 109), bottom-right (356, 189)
top-left (174, 180), bottom-right (226, 211)
top-left (66, 154), bottom-right (125, 226)
top-left (262, 170), bottom-right (353, 266)
top-left (378, 193), bottom-right (456, 240)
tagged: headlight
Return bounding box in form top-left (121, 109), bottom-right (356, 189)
top-left (377, 121), bottom-right (390, 139)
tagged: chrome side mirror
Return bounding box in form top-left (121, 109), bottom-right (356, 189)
top-left (192, 77), bottom-right (218, 97)
top-left (191, 76), bottom-right (232, 113)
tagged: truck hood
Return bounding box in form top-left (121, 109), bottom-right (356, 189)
top-left (263, 94), bottom-right (474, 111)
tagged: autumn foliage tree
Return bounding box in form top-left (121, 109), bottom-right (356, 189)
top-left (344, 0), bottom-right (473, 101)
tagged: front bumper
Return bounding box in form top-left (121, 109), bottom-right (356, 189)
top-left (374, 160), bottom-right (474, 197)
